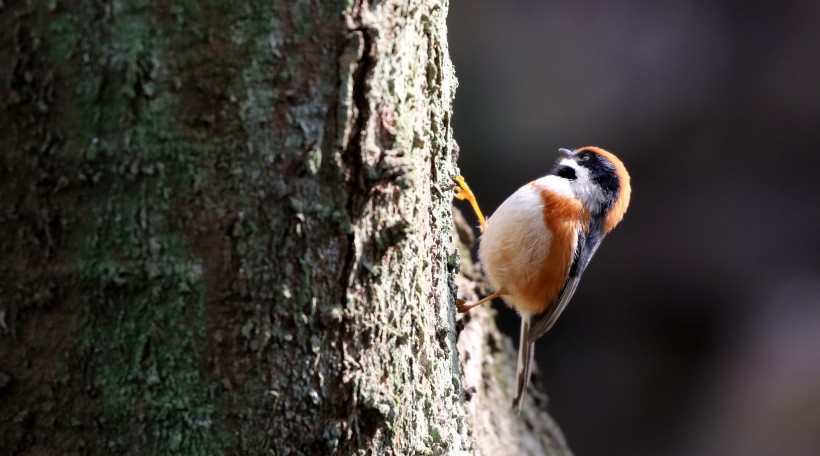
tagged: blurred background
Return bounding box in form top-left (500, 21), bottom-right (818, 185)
top-left (448, 1), bottom-right (820, 455)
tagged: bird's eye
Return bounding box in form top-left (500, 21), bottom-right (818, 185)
top-left (579, 152), bottom-right (591, 162)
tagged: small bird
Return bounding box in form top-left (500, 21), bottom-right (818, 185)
top-left (454, 146), bottom-right (631, 410)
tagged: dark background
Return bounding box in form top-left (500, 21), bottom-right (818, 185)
top-left (449, 1), bottom-right (820, 455)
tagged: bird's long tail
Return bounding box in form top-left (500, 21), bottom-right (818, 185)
top-left (512, 317), bottom-right (534, 412)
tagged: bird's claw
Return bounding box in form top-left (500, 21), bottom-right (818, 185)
top-left (456, 298), bottom-right (469, 313)
top-left (451, 175), bottom-right (487, 232)
top-left (452, 176), bottom-right (472, 200)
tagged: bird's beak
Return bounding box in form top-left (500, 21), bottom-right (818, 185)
top-left (558, 148), bottom-right (574, 158)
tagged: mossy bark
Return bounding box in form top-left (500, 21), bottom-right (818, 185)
top-left (0, 1), bottom-right (570, 454)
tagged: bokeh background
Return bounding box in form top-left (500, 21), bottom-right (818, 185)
top-left (448, 1), bottom-right (820, 455)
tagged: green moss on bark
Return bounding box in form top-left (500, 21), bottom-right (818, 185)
top-left (1, 0), bottom-right (505, 454)
top-left (48, 2), bottom-right (225, 453)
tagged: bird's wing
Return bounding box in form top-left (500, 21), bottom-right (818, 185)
top-left (526, 227), bottom-right (603, 342)
top-left (526, 276), bottom-right (581, 342)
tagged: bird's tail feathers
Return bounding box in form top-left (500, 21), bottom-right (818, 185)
top-left (512, 317), bottom-right (535, 413)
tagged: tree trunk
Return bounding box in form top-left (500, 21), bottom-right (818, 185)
top-left (0, 1), bottom-right (571, 454)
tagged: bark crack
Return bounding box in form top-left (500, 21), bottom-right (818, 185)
top-left (338, 5), bottom-right (379, 301)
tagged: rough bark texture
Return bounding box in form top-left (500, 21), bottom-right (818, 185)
top-left (1, 1), bottom-right (570, 454)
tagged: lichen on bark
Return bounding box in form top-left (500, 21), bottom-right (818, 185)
top-left (3, 0), bottom-right (464, 453)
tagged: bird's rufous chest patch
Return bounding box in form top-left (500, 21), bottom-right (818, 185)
top-left (516, 184), bottom-right (588, 314)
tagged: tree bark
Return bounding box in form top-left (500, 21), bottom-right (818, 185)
top-left (0, 1), bottom-right (571, 454)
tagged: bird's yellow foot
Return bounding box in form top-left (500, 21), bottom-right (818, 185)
top-left (452, 175), bottom-right (487, 232)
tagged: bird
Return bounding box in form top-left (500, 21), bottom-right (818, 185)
top-left (453, 146), bottom-right (631, 411)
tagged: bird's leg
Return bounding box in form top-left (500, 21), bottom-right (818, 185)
top-left (452, 176), bottom-right (487, 233)
top-left (456, 290), bottom-right (503, 313)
